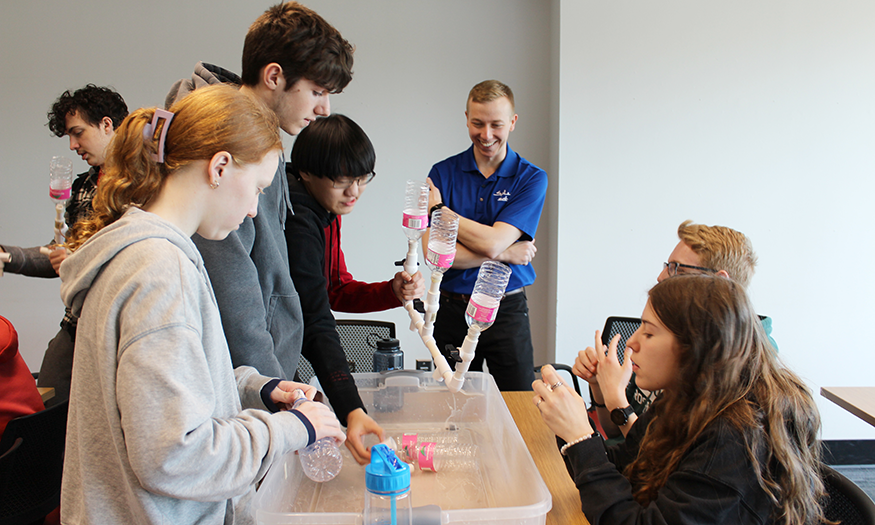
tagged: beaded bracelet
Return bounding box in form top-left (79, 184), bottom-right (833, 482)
top-left (560, 431), bottom-right (599, 456)
top-left (589, 399), bottom-right (606, 408)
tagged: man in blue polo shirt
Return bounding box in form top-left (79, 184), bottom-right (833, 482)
top-left (424, 80), bottom-right (548, 391)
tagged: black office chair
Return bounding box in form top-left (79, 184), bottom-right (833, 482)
top-left (0, 400), bottom-right (69, 525)
top-left (533, 363), bottom-right (581, 395)
top-left (296, 319), bottom-right (397, 384)
top-left (821, 464), bottom-right (875, 524)
top-left (601, 316), bottom-right (641, 365)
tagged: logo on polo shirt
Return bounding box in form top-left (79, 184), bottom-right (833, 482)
top-left (494, 190), bottom-right (510, 202)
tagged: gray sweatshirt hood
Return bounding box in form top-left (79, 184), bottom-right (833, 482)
top-left (164, 62), bottom-right (241, 110)
top-left (60, 207), bottom-right (203, 318)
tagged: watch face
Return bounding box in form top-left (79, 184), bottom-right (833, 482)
top-left (611, 406), bottom-right (632, 426)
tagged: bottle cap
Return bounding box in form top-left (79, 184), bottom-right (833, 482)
top-left (366, 444), bottom-right (410, 494)
top-left (376, 337), bottom-right (400, 352)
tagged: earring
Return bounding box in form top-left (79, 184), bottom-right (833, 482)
top-left (210, 181), bottom-right (219, 189)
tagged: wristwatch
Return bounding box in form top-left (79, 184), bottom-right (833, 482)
top-left (610, 405), bottom-right (635, 426)
top-left (430, 202), bottom-right (445, 216)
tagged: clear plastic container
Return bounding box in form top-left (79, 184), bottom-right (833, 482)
top-left (372, 338), bottom-right (403, 373)
top-left (412, 441), bottom-right (479, 473)
top-left (49, 156), bottom-right (73, 203)
top-left (465, 261), bottom-right (512, 331)
top-left (388, 430), bottom-right (472, 463)
top-left (364, 444), bottom-right (412, 525)
top-left (424, 208), bottom-right (459, 274)
top-left (252, 372), bottom-right (551, 525)
top-left (401, 180), bottom-right (429, 241)
top-left (292, 390), bottom-right (343, 482)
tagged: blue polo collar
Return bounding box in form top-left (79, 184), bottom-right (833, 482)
top-left (461, 144), bottom-right (521, 179)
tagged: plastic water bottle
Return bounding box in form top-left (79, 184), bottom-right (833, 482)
top-left (372, 337), bottom-right (403, 372)
top-left (292, 389), bottom-right (343, 482)
top-left (425, 208), bottom-right (459, 274)
top-left (48, 156), bottom-right (74, 244)
top-left (387, 431), bottom-right (472, 463)
top-left (465, 261), bottom-right (512, 331)
top-left (401, 180), bottom-right (429, 240)
top-left (49, 156), bottom-right (74, 203)
top-left (364, 444), bottom-right (412, 525)
top-left (412, 441), bottom-right (480, 473)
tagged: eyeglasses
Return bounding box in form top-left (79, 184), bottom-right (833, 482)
top-left (663, 261), bottom-right (717, 277)
top-left (331, 171), bottom-right (376, 189)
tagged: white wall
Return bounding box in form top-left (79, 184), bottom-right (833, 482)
top-left (0, 2), bottom-right (553, 389)
top-left (2, 1), bottom-right (873, 441)
top-left (557, 0), bottom-right (875, 440)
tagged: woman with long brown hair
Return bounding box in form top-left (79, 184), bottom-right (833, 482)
top-left (59, 84), bottom-right (345, 525)
top-left (535, 274), bottom-right (826, 524)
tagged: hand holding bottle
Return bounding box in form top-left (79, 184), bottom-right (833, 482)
top-left (275, 384), bottom-right (345, 445)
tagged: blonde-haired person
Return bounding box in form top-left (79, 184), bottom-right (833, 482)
top-left (425, 79), bottom-right (548, 391)
top-left (59, 84), bottom-right (345, 525)
top-left (535, 275), bottom-right (826, 525)
top-left (666, 220), bottom-right (758, 289)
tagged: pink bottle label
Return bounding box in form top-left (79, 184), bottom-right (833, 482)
top-left (49, 188), bottom-right (71, 200)
top-left (401, 433), bottom-right (418, 461)
top-left (417, 441), bottom-right (438, 472)
top-left (466, 301), bottom-right (497, 323)
top-left (426, 248), bottom-right (454, 268)
top-left (402, 213), bottom-right (428, 230)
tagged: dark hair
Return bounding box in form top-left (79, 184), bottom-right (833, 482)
top-left (67, 85), bottom-right (281, 251)
top-left (289, 114), bottom-right (374, 182)
top-left (47, 84), bottom-right (129, 137)
top-left (626, 275), bottom-right (826, 525)
top-left (242, 2), bottom-right (354, 93)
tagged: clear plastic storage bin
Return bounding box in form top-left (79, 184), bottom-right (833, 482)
top-left (252, 371), bottom-right (551, 525)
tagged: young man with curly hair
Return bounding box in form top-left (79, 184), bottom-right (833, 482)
top-left (0, 84), bottom-right (128, 400)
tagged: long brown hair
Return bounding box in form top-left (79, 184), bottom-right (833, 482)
top-left (626, 275), bottom-right (825, 525)
top-left (66, 84), bottom-right (281, 251)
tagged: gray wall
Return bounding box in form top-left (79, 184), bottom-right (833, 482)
top-left (556, 0), bottom-right (875, 441)
top-left (2, 1), bottom-right (873, 441)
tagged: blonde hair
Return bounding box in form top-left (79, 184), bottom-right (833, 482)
top-left (677, 220), bottom-right (757, 289)
top-left (467, 80), bottom-right (515, 112)
top-left (67, 84), bottom-right (281, 251)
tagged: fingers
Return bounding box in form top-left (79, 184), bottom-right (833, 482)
top-left (344, 410), bottom-right (382, 465)
top-left (345, 433), bottom-right (370, 465)
top-left (295, 402), bottom-right (345, 445)
top-left (395, 271), bottom-right (425, 301)
top-left (573, 347), bottom-right (599, 383)
top-left (606, 333), bottom-right (622, 365)
top-left (539, 364), bottom-right (559, 387)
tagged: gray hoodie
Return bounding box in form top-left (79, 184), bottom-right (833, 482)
top-left (165, 62), bottom-right (306, 383)
top-left (60, 208), bottom-right (308, 525)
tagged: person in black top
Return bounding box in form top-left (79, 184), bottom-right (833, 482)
top-left (533, 275), bottom-right (826, 525)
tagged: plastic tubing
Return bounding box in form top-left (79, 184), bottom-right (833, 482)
top-left (402, 292), bottom-right (480, 392)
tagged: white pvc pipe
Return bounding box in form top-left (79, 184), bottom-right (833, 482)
top-left (445, 325), bottom-right (481, 392)
top-left (54, 203), bottom-right (64, 244)
top-left (421, 272), bottom-right (442, 335)
top-left (403, 239), bottom-right (418, 277)
top-left (402, 240), bottom-right (420, 332)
